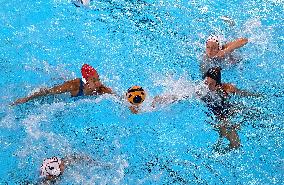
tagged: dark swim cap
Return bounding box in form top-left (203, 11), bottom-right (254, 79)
top-left (205, 67), bottom-right (222, 85)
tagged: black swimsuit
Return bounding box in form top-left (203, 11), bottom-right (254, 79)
top-left (71, 78), bottom-right (84, 97)
top-left (201, 87), bottom-right (230, 119)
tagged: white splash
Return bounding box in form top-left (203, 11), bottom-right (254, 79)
top-left (17, 102), bottom-right (72, 164)
top-left (112, 155), bottom-right (128, 185)
top-left (0, 108), bottom-right (16, 128)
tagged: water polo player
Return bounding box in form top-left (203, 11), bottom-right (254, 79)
top-left (200, 35), bottom-right (248, 76)
top-left (201, 67), bottom-right (261, 150)
top-left (12, 64), bottom-right (113, 105)
top-left (38, 155), bottom-right (110, 184)
top-left (40, 156), bottom-right (64, 181)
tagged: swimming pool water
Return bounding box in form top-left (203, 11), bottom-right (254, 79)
top-left (0, 0), bottom-right (283, 184)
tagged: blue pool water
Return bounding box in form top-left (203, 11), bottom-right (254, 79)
top-left (0, 0), bottom-right (283, 184)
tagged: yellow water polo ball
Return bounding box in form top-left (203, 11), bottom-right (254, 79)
top-left (126, 86), bottom-right (146, 105)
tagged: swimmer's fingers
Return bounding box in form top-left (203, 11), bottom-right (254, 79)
top-left (256, 93), bottom-right (266, 98)
top-left (130, 106), bottom-right (139, 114)
top-left (248, 92), bottom-right (266, 98)
top-left (90, 161), bottom-right (113, 169)
top-left (258, 93), bottom-right (283, 98)
top-left (235, 89), bottom-right (264, 98)
top-left (10, 97), bottom-right (29, 106)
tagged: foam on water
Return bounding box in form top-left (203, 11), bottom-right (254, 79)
top-left (0, 0), bottom-right (283, 184)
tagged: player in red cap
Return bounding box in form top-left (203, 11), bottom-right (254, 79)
top-left (12, 64), bottom-right (113, 105)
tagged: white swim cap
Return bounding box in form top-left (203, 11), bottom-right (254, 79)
top-left (206, 35), bottom-right (222, 50)
top-left (40, 157), bottom-right (62, 178)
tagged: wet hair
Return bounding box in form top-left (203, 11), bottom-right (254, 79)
top-left (205, 67), bottom-right (222, 85)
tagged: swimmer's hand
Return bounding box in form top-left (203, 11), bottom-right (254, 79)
top-left (98, 85), bottom-right (113, 94)
top-left (10, 97), bottom-right (29, 106)
top-left (236, 90), bottom-right (264, 98)
top-left (130, 106), bottom-right (139, 114)
top-left (10, 88), bottom-right (50, 106)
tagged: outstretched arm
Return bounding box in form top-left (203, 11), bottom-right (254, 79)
top-left (234, 89), bottom-right (263, 97)
top-left (98, 84), bottom-right (113, 94)
top-left (11, 88), bottom-right (50, 106)
top-left (62, 154), bottom-right (112, 169)
top-left (151, 95), bottom-right (180, 108)
top-left (223, 83), bottom-right (262, 97)
top-left (11, 79), bottom-right (80, 105)
top-left (216, 38), bottom-right (248, 58)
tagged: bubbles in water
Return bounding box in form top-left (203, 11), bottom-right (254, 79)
top-left (1, 0), bottom-right (283, 184)
top-left (0, 108), bottom-right (17, 128)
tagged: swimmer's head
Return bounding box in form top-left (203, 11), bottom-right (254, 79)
top-left (204, 67), bottom-right (222, 90)
top-left (81, 64), bottom-right (100, 82)
top-left (81, 64), bottom-right (101, 87)
top-left (126, 86), bottom-right (146, 106)
top-left (206, 35), bottom-right (222, 58)
top-left (40, 157), bottom-right (63, 179)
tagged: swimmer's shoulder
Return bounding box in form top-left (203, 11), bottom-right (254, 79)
top-left (64, 78), bottom-right (81, 85)
top-left (59, 78), bottom-right (82, 94)
top-left (222, 83), bottom-right (237, 94)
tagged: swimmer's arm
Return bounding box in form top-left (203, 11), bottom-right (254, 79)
top-left (11, 88), bottom-right (50, 106)
top-left (63, 154), bottom-right (96, 165)
top-left (151, 95), bottom-right (179, 108)
top-left (48, 79), bottom-right (80, 95)
top-left (223, 83), bottom-right (262, 97)
top-left (222, 38), bottom-right (248, 50)
top-left (98, 84), bottom-right (113, 94)
top-left (11, 79), bottom-right (80, 105)
top-left (216, 38), bottom-right (248, 58)
top-left (234, 89), bottom-right (263, 97)
top-left (63, 154), bottom-right (112, 169)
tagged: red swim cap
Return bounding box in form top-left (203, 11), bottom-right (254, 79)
top-left (81, 64), bottom-right (99, 80)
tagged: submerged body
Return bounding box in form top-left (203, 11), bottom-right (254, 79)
top-left (202, 67), bottom-right (261, 150)
top-left (201, 82), bottom-right (240, 149)
top-left (151, 67), bottom-right (261, 150)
